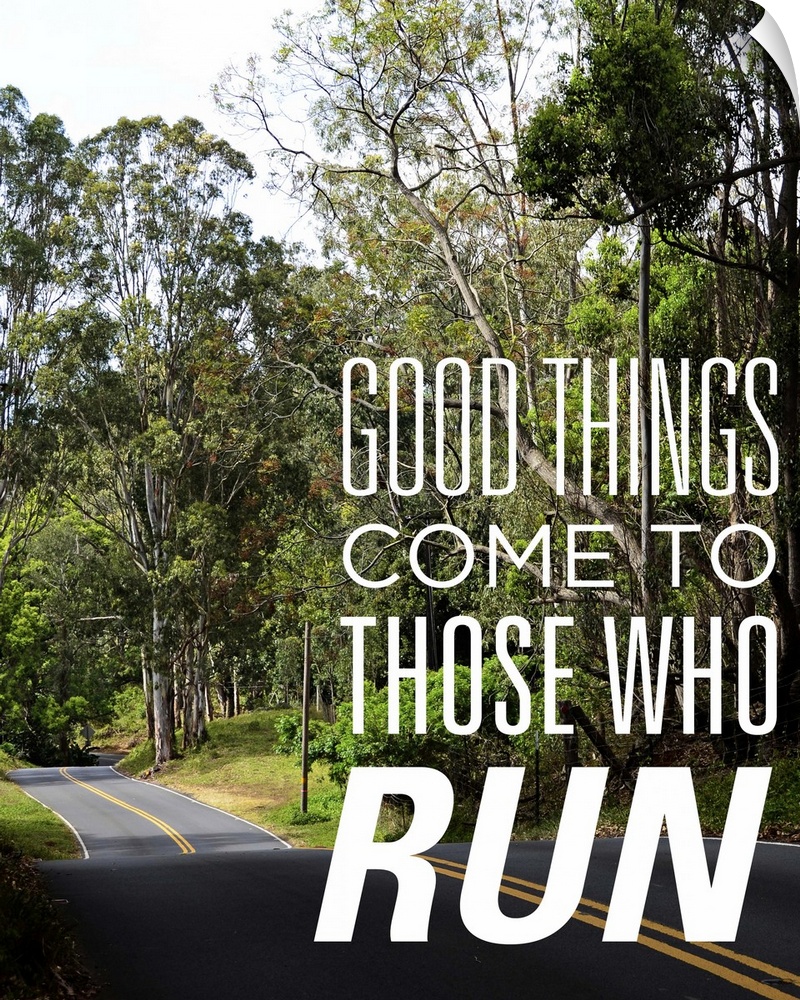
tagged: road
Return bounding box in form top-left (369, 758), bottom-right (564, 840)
top-left (10, 766), bottom-right (800, 1000)
top-left (11, 765), bottom-right (288, 857)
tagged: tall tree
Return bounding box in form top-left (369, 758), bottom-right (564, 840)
top-left (516, 0), bottom-right (729, 609)
top-left (216, 0), bottom-right (646, 589)
top-left (58, 116), bottom-right (262, 765)
top-left (518, 0), bottom-right (800, 730)
top-left (0, 86), bottom-right (76, 591)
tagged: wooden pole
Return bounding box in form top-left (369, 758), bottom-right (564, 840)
top-left (301, 622), bottom-right (312, 813)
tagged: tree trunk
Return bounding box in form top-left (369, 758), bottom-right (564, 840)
top-left (151, 604), bottom-right (174, 767)
top-left (638, 212), bottom-right (654, 615)
top-left (205, 682), bottom-right (214, 721)
top-left (173, 659), bottom-right (184, 734)
top-left (183, 615), bottom-right (209, 750)
top-left (215, 682), bottom-right (230, 718)
top-left (141, 651), bottom-right (154, 741)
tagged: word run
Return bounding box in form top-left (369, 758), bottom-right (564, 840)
top-left (343, 614), bottom-right (778, 737)
top-left (315, 766), bottom-right (770, 944)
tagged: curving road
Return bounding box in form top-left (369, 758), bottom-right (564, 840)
top-left (10, 766), bottom-right (800, 1000)
top-left (10, 765), bottom-right (288, 856)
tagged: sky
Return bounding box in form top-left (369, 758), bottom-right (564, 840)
top-left (1, 0), bottom-right (317, 245)
top-left (2, 2), bottom-right (800, 248)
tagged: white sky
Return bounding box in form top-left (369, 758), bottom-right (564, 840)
top-left (2, 2), bottom-right (800, 248)
top-left (0, 0), bottom-right (317, 245)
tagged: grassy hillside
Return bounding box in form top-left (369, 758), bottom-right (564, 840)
top-left (119, 711), bottom-right (348, 848)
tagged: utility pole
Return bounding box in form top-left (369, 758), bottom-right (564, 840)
top-left (301, 621), bottom-right (312, 814)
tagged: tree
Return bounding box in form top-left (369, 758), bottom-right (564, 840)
top-left (0, 86), bottom-right (76, 592)
top-left (56, 116), bottom-right (265, 764)
top-left (21, 511), bottom-right (144, 762)
top-left (215, 0), bottom-right (645, 589)
top-left (519, 0), bottom-right (800, 729)
top-left (517, 0), bottom-right (730, 609)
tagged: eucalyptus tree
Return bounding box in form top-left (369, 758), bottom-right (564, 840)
top-left (58, 115), bottom-right (281, 764)
top-left (0, 86), bottom-right (76, 591)
top-left (215, 0), bottom-right (646, 602)
top-left (166, 314), bottom-right (314, 746)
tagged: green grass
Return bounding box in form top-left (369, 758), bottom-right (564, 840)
top-left (119, 712), bottom-right (347, 848)
top-left (692, 755), bottom-right (800, 840)
top-left (0, 750), bottom-right (81, 860)
top-left (511, 758), bottom-right (800, 843)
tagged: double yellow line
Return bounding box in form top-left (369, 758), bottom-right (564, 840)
top-left (59, 768), bottom-right (195, 855)
top-left (422, 854), bottom-right (800, 1000)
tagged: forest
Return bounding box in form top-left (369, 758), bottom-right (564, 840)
top-left (1, 0), bottom-right (798, 820)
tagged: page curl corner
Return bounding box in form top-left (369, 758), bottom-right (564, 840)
top-left (749, 3), bottom-right (800, 111)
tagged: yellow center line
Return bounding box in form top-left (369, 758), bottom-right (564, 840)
top-left (422, 855), bottom-right (800, 1000)
top-left (432, 857), bottom-right (800, 984)
top-left (59, 768), bottom-right (195, 855)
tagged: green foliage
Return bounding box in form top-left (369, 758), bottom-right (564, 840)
top-left (686, 756), bottom-right (800, 839)
top-left (0, 85), bottom-right (75, 321)
top-left (755, 757), bottom-right (800, 834)
top-left (270, 789), bottom-right (344, 829)
top-left (518, 1), bottom-right (726, 230)
top-left (119, 738), bottom-right (157, 776)
top-left (273, 711), bottom-right (327, 756)
top-left (93, 685), bottom-right (148, 746)
top-left (0, 512), bottom-right (143, 764)
top-left (118, 711), bottom-right (345, 847)
top-left (277, 656), bottom-right (566, 802)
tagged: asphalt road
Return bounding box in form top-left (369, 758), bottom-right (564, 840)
top-left (11, 767), bottom-right (800, 1000)
top-left (10, 765), bottom-right (288, 856)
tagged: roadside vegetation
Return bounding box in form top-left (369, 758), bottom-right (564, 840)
top-left (0, 750), bottom-right (90, 1000)
top-left (0, 749), bottom-right (81, 859)
top-left (0, 846), bottom-right (95, 1000)
top-left (117, 699), bottom-right (800, 847)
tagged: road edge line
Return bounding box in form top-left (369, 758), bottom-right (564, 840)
top-left (111, 766), bottom-right (292, 849)
top-left (11, 780), bottom-right (90, 860)
top-left (60, 768), bottom-right (195, 854)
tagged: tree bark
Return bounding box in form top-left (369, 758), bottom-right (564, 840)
top-left (638, 213), bottom-right (654, 615)
top-left (183, 614), bottom-right (209, 750)
top-left (151, 604), bottom-right (174, 767)
top-left (141, 651), bottom-right (154, 741)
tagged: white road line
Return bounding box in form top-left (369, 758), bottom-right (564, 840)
top-left (12, 780), bottom-right (90, 860)
top-left (111, 766), bottom-right (292, 848)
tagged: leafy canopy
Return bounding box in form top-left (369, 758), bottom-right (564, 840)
top-left (517, 0), bottom-right (727, 229)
